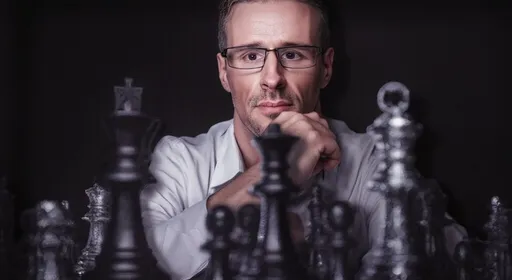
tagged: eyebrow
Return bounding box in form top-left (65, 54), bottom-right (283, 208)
top-left (232, 41), bottom-right (313, 48)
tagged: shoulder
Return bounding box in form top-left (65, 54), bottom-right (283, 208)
top-left (152, 119), bottom-right (233, 163)
top-left (327, 118), bottom-right (376, 166)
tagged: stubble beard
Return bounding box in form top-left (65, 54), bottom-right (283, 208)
top-left (245, 91), bottom-right (299, 136)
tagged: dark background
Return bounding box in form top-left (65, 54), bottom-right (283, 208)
top-left (0, 0), bottom-right (510, 257)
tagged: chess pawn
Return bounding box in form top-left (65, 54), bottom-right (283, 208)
top-left (34, 200), bottom-right (76, 280)
top-left (308, 183), bottom-right (330, 280)
top-left (453, 240), bottom-right (473, 280)
top-left (235, 204), bottom-right (261, 279)
top-left (201, 205), bottom-right (236, 280)
top-left (0, 177), bottom-right (14, 279)
top-left (328, 201), bottom-right (355, 280)
top-left (75, 182), bottom-right (111, 278)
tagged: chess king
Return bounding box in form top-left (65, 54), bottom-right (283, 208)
top-left (139, 0), bottom-right (468, 279)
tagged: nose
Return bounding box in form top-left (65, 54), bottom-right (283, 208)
top-left (260, 51), bottom-right (286, 91)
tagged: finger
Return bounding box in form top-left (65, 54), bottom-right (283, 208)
top-left (304, 112), bottom-right (330, 132)
top-left (307, 130), bottom-right (341, 163)
top-left (271, 111), bottom-right (300, 125)
top-left (305, 117), bottom-right (334, 138)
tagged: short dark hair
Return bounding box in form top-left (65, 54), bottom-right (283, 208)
top-left (217, 0), bottom-right (332, 51)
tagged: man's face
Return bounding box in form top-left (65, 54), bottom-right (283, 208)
top-left (217, 0), bottom-right (335, 136)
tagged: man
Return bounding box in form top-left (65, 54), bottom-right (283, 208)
top-left (140, 1), bottom-right (467, 279)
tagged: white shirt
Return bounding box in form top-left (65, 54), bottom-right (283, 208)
top-left (140, 118), bottom-right (466, 280)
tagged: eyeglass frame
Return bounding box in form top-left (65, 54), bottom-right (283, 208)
top-left (220, 45), bottom-right (324, 70)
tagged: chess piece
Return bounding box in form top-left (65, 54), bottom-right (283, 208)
top-left (483, 196), bottom-right (511, 280)
top-left (33, 200), bottom-right (76, 280)
top-left (235, 204), bottom-right (261, 278)
top-left (0, 177), bottom-right (14, 279)
top-left (454, 240), bottom-right (473, 280)
top-left (328, 201), bottom-right (355, 280)
top-left (113, 77), bottom-right (161, 184)
top-left (308, 182), bottom-right (331, 280)
top-left (75, 181), bottom-right (111, 278)
top-left (85, 77), bottom-right (162, 279)
top-left (202, 205), bottom-right (237, 280)
top-left (414, 178), bottom-right (455, 279)
top-left (358, 81), bottom-right (423, 280)
top-left (248, 123), bottom-right (312, 279)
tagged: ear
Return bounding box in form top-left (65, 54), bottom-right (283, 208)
top-left (320, 47), bottom-right (335, 89)
top-left (217, 53), bottom-right (231, 92)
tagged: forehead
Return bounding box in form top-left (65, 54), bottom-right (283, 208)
top-left (225, 1), bottom-right (321, 48)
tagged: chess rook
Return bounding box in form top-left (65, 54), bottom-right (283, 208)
top-left (84, 78), bottom-right (161, 280)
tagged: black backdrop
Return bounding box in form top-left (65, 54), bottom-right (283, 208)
top-left (1, 0), bottom-right (510, 248)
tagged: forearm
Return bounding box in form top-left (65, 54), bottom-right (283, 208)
top-left (206, 165), bottom-right (262, 211)
top-left (142, 196), bottom-right (210, 280)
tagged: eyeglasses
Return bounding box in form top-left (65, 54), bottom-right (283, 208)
top-left (221, 45), bottom-right (322, 69)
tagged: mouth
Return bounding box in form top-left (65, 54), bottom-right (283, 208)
top-left (257, 100), bottom-right (292, 107)
top-left (256, 101), bottom-right (293, 115)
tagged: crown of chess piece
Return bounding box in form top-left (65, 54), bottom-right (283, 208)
top-left (82, 77), bottom-right (164, 280)
top-left (75, 181), bottom-right (112, 278)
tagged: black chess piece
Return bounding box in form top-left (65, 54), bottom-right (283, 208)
top-left (328, 201), bottom-right (355, 280)
top-left (202, 205), bottom-right (237, 280)
top-left (83, 78), bottom-right (164, 280)
top-left (308, 183), bottom-right (331, 280)
top-left (249, 123), bottom-right (313, 280)
top-left (235, 204), bottom-right (261, 278)
top-left (86, 111), bottom-right (159, 279)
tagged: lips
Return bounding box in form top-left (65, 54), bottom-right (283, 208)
top-left (257, 101), bottom-right (292, 107)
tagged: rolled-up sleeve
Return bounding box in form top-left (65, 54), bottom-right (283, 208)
top-left (140, 137), bottom-right (209, 280)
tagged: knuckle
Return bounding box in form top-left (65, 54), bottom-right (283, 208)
top-left (307, 130), bottom-right (320, 142)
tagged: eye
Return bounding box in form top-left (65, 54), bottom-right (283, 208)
top-left (282, 50), bottom-right (303, 60)
top-left (245, 52), bottom-right (260, 61)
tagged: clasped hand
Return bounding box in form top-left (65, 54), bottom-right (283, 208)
top-left (269, 111), bottom-right (341, 187)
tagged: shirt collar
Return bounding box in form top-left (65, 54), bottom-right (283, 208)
top-left (208, 121), bottom-right (244, 194)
